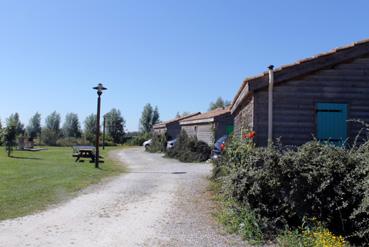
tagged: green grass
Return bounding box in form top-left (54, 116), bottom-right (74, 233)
top-left (0, 146), bottom-right (126, 220)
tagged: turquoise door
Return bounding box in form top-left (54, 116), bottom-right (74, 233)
top-left (316, 103), bottom-right (347, 145)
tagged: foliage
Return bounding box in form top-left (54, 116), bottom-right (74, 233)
top-left (62, 113), bottom-right (82, 138)
top-left (41, 128), bottom-right (60, 146)
top-left (175, 111), bottom-right (191, 118)
top-left (139, 103), bottom-right (160, 133)
top-left (211, 181), bottom-right (263, 244)
top-left (166, 130), bottom-right (211, 162)
top-left (84, 114), bottom-right (97, 145)
top-left (277, 225), bottom-right (347, 247)
top-left (7, 113), bottom-right (24, 136)
top-left (43, 111), bottom-right (61, 145)
top-left (127, 132), bottom-right (152, 146)
top-left (45, 111), bottom-right (61, 133)
top-left (105, 108), bottom-right (126, 144)
top-left (152, 106), bottom-right (160, 127)
top-left (0, 146), bottom-right (126, 220)
top-left (3, 120), bottom-right (17, 157)
top-left (146, 134), bottom-right (167, 153)
top-left (26, 112), bottom-right (41, 139)
top-left (56, 137), bottom-right (87, 147)
top-left (0, 118), bottom-right (3, 146)
top-left (215, 138), bottom-right (369, 245)
top-left (209, 97), bottom-right (231, 111)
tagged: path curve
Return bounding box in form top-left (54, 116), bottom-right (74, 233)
top-left (0, 147), bottom-right (245, 247)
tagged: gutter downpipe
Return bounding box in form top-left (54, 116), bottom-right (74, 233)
top-left (268, 65), bottom-right (274, 146)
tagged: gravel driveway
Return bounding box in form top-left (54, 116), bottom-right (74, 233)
top-left (0, 147), bottom-right (246, 247)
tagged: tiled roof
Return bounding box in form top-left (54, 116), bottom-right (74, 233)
top-left (180, 107), bottom-right (230, 123)
top-left (231, 38), bottom-right (369, 113)
top-left (153, 112), bottom-right (201, 129)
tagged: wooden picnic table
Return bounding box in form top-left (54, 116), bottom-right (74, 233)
top-left (72, 146), bottom-right (96, 162)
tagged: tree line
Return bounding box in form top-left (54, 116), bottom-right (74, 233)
top-left (0, 108), bottom-right (126, 156)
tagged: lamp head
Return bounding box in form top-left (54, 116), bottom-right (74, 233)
top-left (93, 83), bottom-right (107, 95)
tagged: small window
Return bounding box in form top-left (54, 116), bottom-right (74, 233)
top-left (316, 103), bottom-right (347, 145)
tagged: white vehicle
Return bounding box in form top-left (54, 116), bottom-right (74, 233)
top-left (143, 139), bottom-right (152, 149)
top-left (166, 139), bottom-right (177, 150)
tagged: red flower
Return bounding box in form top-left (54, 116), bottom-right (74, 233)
top-left (242, 131), bottom-right (256, 139)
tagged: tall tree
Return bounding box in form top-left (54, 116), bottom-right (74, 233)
top-left (105, 108), bottom-right (126, 144)
top-left (209, 97), bottom-right (231, 111)
top-left (175, 112), bottom-right (190, 118)
top-left (3, 117), bottom-right (17, 157)
top-left (84, 114), bottom-right (97, 145)
top-left (7, 113), bottom-right (24, 136)
top-left (26, 112), bottom-right (41, 139)
top-left (139, 103), bottom-right (160, 133)
top-left (42, 111), bottom-right (61, 146)
top-left (152, 106), bottom-right (160, 126)
top-left (62, 113), bottom-right (82, 138)
top-left (45, 111), bottom-right (61, 133)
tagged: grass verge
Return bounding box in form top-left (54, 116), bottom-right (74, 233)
top-left (0, 146), bottom-right (127, 220)
top-left (209, 180), bottom-right (263, 245)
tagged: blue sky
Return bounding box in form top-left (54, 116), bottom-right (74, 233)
top-left (0, 0), bottom-right (368, 131)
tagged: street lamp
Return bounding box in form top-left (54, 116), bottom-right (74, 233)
top-left (93, 83), bottom-right (107, 168)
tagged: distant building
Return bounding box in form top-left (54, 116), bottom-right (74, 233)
top-left (153, 112), bottom-right (201, 140)
top-left (180, 108), bottom-right (234, 145)
top-left (231, 39), bottom-right (369, 146)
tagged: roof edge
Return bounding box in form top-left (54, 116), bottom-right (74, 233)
top-left (231, 38), bottom-right (369, 112)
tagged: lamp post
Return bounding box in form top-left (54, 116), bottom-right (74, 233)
top-left (93, 83), bottom-right (107, 168)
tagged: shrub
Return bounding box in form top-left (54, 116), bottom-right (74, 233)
top-left (41, 128), bottom-right (60, 146)
top-left (128, 132), bottom-right (152, 146)
top-left (146, 134), bottom-right (167, 153)
top-left (166, 130), bottom-right (211, 162)
top-left (56, 137), bottom-right (87, 147)
top-left (215, 139), bottom-right (369, 245)
top-left (211, 181), bottom-right (263, 244)
top-left (277, 226), bottom-right (347, 247)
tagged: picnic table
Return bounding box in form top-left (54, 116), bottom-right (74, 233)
top-left (72, 146), bottom-right (98, 163)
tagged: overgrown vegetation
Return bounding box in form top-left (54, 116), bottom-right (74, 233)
top-left (277, 225), bottom-right (347, 247)
top-left (212, 137), bottom-right (369, 246)
top-left (146, 134), bottom-right (167, 153)
top-left (211, 181), bottom-right (263, 245)
top-left (166, 130), bottom-right (211, 162)
top-left (127, 132), bottom-right (152, 146)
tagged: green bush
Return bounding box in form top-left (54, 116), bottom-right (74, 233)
top-left (41, 128), bottom-right (60, 146)
top-left (128, 132), bottom-right (152, 146)
top-left (215, 139), bottom-right (369, 245)
top-left (211, 181), bottom-right (263, 244)
top-left (277, 225), bottom-right (347, 247)
top-left (56, 137), bottom-right (87, 146)
top-left (146, 134), bottom-right (167, 153)
top-left (166, 130), bottom-right (211, 162)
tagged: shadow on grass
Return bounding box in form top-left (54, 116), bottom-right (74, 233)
top-left (10, 156), bottom-right (42, 160)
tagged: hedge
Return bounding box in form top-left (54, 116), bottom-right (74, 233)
top-left (213, 138), bottom-right (369, 245)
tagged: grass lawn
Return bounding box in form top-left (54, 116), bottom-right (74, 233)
top-left (0, 146), bottom-right (126, 221)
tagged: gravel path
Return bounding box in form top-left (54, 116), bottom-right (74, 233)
top-left (0, 147), bottom-right (247, 247)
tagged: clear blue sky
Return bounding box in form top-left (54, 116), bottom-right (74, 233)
top-left (0, 0), bottom-right (368, 131)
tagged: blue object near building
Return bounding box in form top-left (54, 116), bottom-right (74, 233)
top-left (316, 103), bottom-right (348, 145)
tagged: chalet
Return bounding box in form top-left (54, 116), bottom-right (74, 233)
top-left (180, 107), bottom-right (234, 145)
top-left (153, 112), bottom-right (201, 139)
top-left (231, 39), bottom-right (369, 146)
